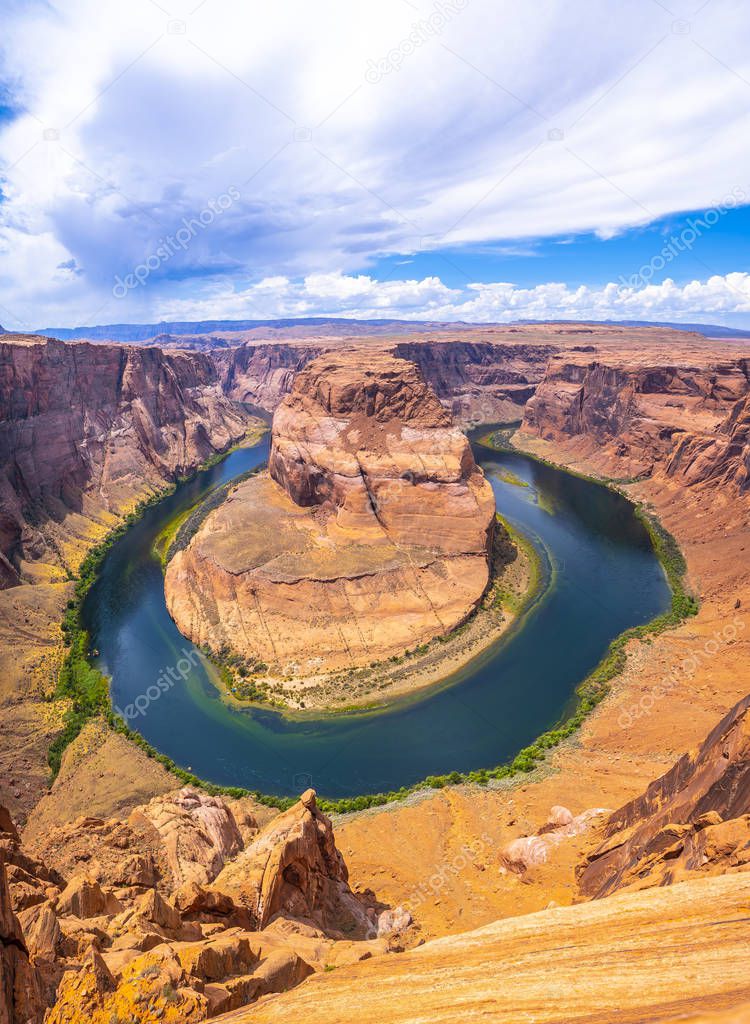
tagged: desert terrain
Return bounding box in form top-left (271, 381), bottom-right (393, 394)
top-left (2, 322), bottom-right (750, 1022)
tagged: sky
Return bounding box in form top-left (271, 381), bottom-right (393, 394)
top-left (0, 0), bottom-right (750, 330)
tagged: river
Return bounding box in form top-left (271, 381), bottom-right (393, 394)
top-left (84, 430), bottom-right (670, 798)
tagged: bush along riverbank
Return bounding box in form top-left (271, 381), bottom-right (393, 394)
top-left (49, 428), bottom-right (698, 819)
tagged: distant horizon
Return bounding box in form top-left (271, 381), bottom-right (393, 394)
top-left (8, 314), bottom-right (750, 341)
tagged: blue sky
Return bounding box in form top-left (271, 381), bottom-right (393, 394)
top-left (1, 0), bottom-right (750, 330)
top-left (371, 205), bottom-right (750, 293)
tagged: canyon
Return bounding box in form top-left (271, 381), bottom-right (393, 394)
top-left (2, 323), bottom-right (750, 1022)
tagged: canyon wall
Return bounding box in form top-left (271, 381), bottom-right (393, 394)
top-left (0, 336), bottom-right (251, 587)
top-left (522, 353), bottom-right (750, 488)
top-left (215, 336), bottom-right (559, 423)
top-left (216, 343), bottom-right (329, 410)
top-left (392, 339), bottom-right (552, 424)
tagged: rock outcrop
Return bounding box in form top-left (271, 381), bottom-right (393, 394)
top-left (392, 339), bottom-right (552, 424)
top-left (1, 855), bottom-right (45, 1024)
top-left (165, 350), bottom-right (495, 673)
top-left (501, 806), bottom-right (608, 875)
top-left (666, 384), bottom-right (750, 492)
top-left (133, 789), bottom-right (244, 888)
top-left (211, 789), bottom-right (396, 938)
top-left (578, 693), bottom-right (750, 899)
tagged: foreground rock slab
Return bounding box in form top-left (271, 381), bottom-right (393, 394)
top-left (215, 873), bottom-right (750, 1024)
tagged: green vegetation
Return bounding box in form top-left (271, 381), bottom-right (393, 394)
top-left (204, 643), bottom-right (277, 705)
top-left (493, 468), bottom-right (529, 489)
top-left (490, 513), bottom-right (543, 616)
top-left (153, 503), bottom-right (195, 565)
top-left (189, 425), bottom-right (267, 475)
top-left (48, 431), bottom-right (268, 779)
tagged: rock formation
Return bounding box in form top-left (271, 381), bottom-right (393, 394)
top-left (1, 855), bottom-right (45, 1024)
top-left (211, 789), bottom-right (396, 937)
top-left (578, 693), bottom-right (750, 899)
top-left (133, 789), bottom-right (243, 888)
top-left (392, 339), bottom-right (552, 424)
top-left (0, 789), bottom-right (408, 1024)
top-left (523, 353), bottom-right (750, 488)
top-left (666, 385), bottom-right (750, 492)
top-left (165, 350), bottom-right (495, 673)
top-left (217, 342), bottom-right (329, 409)
top-left (6, 324), bottom-right (750, 1023)
top-left (0, 335), bottom-right (251, 587)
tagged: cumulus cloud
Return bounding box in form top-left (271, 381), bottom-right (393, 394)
top-left (153, 270), bottom-right (750, 324)
top-left (0, 0), bottom-right (749, 326)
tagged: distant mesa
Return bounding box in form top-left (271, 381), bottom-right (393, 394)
top-left (164, 350), bottom-right (496, 676)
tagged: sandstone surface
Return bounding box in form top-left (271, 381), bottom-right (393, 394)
top-left (165, 350), bottom-right (495, 673)
top-left (215, 873), bottom-right (750, 1024)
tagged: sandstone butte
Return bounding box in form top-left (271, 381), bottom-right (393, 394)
top-left (3, 325), bottom-right (750, 1022)
top-left (164, 350), bottom-right (496, 674)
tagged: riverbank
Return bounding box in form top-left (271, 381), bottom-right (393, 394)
top-left (153, 423), bottom-right (267, 565)
top-left (48, 428), bottom-right (268, 780)
top-left (67, 430), bottom-right (673, 815)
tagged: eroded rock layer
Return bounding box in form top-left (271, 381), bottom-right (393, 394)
top-left (522, 353), bottom-right (750, 490)
top-left (577, 692), bottom-right (750, 899)
top-left (0, 335), bottom-right (250, 587)
top-left (165, 351), bottom-right (495, 672)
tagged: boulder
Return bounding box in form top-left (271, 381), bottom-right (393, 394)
top-left (55, 876), bottom-right (122, 920)
top-left (132, 788), bottom-right (243, 887)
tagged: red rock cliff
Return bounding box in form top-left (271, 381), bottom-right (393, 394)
top-left (522, 354), bottom-right (750, 487)
top-left (0, 336), bottom-right (250, 586)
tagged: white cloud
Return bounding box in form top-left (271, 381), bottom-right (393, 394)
top-left (151, 270), bottom-right (750, 324)
top-left (0, 0), bottom-right (750, 326)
